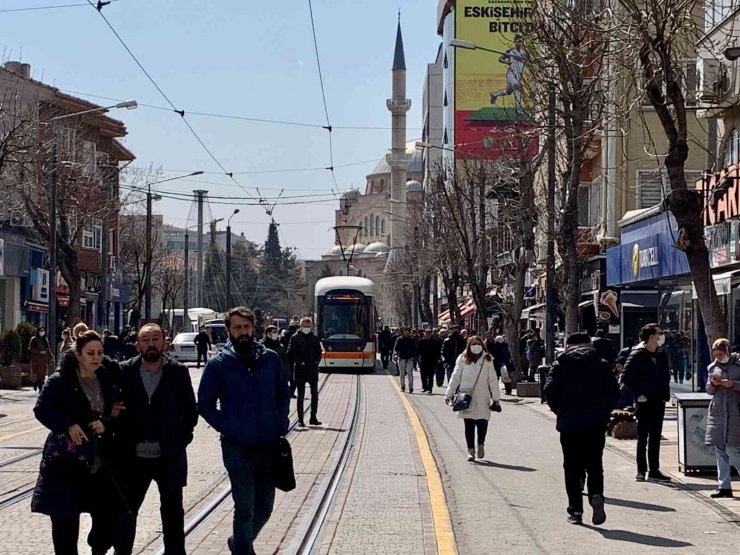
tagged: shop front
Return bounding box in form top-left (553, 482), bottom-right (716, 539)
top-left (578, 256), bottom-right (622, 340)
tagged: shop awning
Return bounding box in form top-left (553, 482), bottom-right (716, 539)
top-left (692, 269), bottom-right (740, 299)
top-left (578, 300), bottom-right (594, 309)
top-left (521, 303), bottom-right (545, 319)
top-left (25, 301), bottom-right (48, 313)
top-left (460, 301), bottom-right (476, 318)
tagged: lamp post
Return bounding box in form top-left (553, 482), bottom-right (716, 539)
top-left (183, 217), bottom-right (223, 331)
top-left (225, 209), bottom-right (240, 310)
top-left (144, 171), bottom-right (203, 321)
top-left (47, 100), bottom-right (136, 354)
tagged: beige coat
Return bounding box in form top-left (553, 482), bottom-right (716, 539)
top-left (446, 354), bottom-right (501, 420)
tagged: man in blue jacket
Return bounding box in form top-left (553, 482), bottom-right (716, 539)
top-left (198, 307), bottom-right (290, 555)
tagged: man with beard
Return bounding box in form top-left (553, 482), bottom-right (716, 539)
top-left (287, 317), bottom-right (323, 427)
top-left (118, 323), bottom-right (198, 555)
top-left (198, 307), bottom-right (290, 555)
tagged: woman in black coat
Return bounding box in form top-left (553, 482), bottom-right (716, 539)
top-left (31, 330), bottom-right (129, 555)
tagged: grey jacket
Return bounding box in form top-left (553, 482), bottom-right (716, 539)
top-left (705, 357), bottom-right (740, 449)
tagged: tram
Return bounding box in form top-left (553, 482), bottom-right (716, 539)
top-left (314, 276), bottom-right (376, 371)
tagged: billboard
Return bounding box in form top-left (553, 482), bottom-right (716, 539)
top-left (454, 0), bottom-right (535, 159)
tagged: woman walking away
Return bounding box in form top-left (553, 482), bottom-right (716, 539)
top-left (31, 330), bottom-right (129, 555)
top-left (705, 338), bottom-right (740, 498)
top-left (445, 337), bottom-right (501, 461)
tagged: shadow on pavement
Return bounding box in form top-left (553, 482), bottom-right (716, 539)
top-left (474, 460), bottom-right (537, 472)
top-left (604, 496), bottom-right (677, 512)
top-left (581, 525), bottom-right (693, 547)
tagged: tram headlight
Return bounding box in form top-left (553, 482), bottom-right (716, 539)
top-left (327, 346), bottom-right (332, 351)
top-left (357, 346), bottom-right (362, 351)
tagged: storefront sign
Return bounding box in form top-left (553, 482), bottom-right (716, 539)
top-left (706, 221), bottom-right (731, 268)
top-left (696, 165), bottom-right (740, 226)
top-left (32, 268), bottom-right (50, 303)
top-left (580, 258), bottom-right (605, 295)
top-left (83, 274), bottom-right (101, 294)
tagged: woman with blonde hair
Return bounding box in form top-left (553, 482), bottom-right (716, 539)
top-left (445, 336), bottom-right (501, 461)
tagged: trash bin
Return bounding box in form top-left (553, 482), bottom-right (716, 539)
top-left (538, 365), bottom-right (550, 404)
top-left (674, 392), bottom-right (715, 474)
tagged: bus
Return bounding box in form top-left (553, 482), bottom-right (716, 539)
top-left (315, 276), bottom-right (376, 371)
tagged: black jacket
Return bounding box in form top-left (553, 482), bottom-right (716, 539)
top-left (378, 330), bottom-right (393, 354)
top-left (32, 356), bottom-right (124, 518)
top-left (263, 336), bottom-right (288, 368)
top-left (416, 338), bottom-right (441, 366)
top-left (118, 355), bottom-right (198, 488)
top-left (442, 333), bottom-right (466, 365)
top-left (287, 331), bottom-right (322, 373)
top-left (394, 336), bottom-right (417, 360)
top-left (490, 341), bottom-right (512, 369)
top-left (194, 331), bottom-right (211, 352)
top-left (591, 337), bottom-right (616, 364)
top-left (622, 344), bottom-right (671, 403)
top-left (544, 346), bottom-right (618, 433)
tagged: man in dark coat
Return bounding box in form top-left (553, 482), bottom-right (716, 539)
top-left (378, 325), bottom-right (393, 370)
top-left (544, 332), bottom-right (618, 526)
top-left (194, 325), bottom-right (212, 368)
top-left (29, 326), bottom-right (54, 392)
top-left (102, 329), bottom-right (121, 361)
top-left (490, 335), bottom-right (513, 395)
top-left (287, 317), bottom-right (323, 427)
top-left (394, 327), bottom-right (418, 393)
top-left (591, 329), bottom-right (616, 365)
top-left (442, 326), bottom-right (466, 384)
top-left (622, 323), bottom-right (672, 483)
top-left (416, 329), bottom-right (440, 394)
top-left (117, 323), bottom-right (198, 555)
top-left (198, 307), bottom-right (290, 555)
top-left (281, 323), bottom-right (299, 397)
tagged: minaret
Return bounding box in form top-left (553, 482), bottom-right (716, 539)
top-left (385, 14), bottom-right (411, 273)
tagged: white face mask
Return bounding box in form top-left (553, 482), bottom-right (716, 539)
top-left (269, 333), bottom-right (279, 341)
top-left (656, 335), bottom-right (665, 347)
top-left (39, 332), bottom-right (46, 337)
top-left (470, 345), bottom-right (483, 355)
top-left (301, 327), bottom-right (311, 334)
top-left (718, 356), bottom-right (730, 364)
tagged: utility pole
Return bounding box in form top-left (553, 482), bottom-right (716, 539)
top-left (183, 229), bottom-right (190, 332)
top-left (194, 190), bottom-right (207, 307)
top-left (226, 209), bottom-right (240, 309)
top-left (145, 185), bottom-right (153, 320)
top-left (545, 86), bottom-right (557, 364)
top-left (48, 143), bottom-right (58, 359)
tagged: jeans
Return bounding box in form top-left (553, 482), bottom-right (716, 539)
top-left (419, 363), bottom-right (435, 392)
top-left (672, 367), bottom-right (684, 384)
top-left (380, 351), bottom-right (390, 370)
top-left (221, 440), bottom-right (276, 555)
top-left (398, 358), bottom-right (414, 390)
top-left (197, 348), bottom-right (208, 368)
top-left (635, 400), bottom-right (666, 474)
top-left (122, 457), bottom-right (185, 555)
top-left (559, 428), bottom-right (606, 513)
top-left (715, 445), bottom-right (740, 490)
top-left (296, 367), bottom-right (319, 421)
top-left (464, 419), bottom-right (488, 449)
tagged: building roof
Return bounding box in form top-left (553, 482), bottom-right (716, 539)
top-left (368, 139), bottom-right (423, 177)
top-left (393, 21), bottom-right (406, 71)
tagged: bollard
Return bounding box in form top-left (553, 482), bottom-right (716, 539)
top-left (538, 365), bottom-right (550, 404)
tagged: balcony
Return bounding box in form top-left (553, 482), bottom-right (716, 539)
top-left (386, 97), bottom-right (411, 113)
top-left (385, 152), bottom-right (411, 168)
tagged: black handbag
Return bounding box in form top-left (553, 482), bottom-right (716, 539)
top-left (452, 361), bottom-right (484, 412)
top-left (43, 432), bottom-right (97, 468)
top-left (273, 437), bottom-right (296, 492)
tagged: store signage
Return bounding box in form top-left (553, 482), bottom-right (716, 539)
top-left (706, 221), bottom-right (731, 268)
top-left (32, 268), bottom-right (50, 303)
top-left (84, 274), bottom-right (101, 294)
top-left (696, 164), bottom-right (740, 226)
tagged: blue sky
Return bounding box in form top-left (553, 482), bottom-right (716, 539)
top-left (0, 0), bottom-right (440, 258)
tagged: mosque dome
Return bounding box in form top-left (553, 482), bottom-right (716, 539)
top-left (368, 140), bottom-right (424, 177)
top-left (364, 241), bottom-right (391, 254)
top-left (341, 188), bottom-right (361, 200)
top-left (344, 243), bottom-right (367, 255)
top-left (325, 244), bottom-right (343, 256)
top-left (406, 179), bottom-right (423, 193)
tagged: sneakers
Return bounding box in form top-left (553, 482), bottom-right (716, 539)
top-left (309, 418), bottom-right (322, 426)
top-left (710, 489), bottom-right (734, 498)
top-left (635, 472), bottom-right (646, 482)
top-left (567, 512), bottom-right (583, 525)
top-left (590, 494), bottom-right (606, 525)
top-left (647, 470), bottom-right (671, 483)
top-left (467, 448), bottom-right (475, 461)
top-left (477, 444), bottom-right (485, 459)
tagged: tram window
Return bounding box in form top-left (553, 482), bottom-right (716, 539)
top-left (321, 302), bottom-right (368, 340)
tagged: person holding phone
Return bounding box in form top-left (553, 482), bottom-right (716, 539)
top-left (705, 338), bottom-right (740, 498)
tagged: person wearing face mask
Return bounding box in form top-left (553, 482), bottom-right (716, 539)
top-left (29, 326), bottom-right (54, 392)
top-left (705, 338), bottom-right (740, 498)
top-left (287, 317), bottom-right (323, 427)
top-left (31, 330), bottom-right (128, 555)
top-left (263, 325), bottom-right (289, 378)
top-left (117, 323), bottom-right (198, 555)
top-left (445, 337), bottom-right (501, 461)
top-left (198, 307), bottom-right (290, 554)
top-left (622, 323), bottom-right (672, 483)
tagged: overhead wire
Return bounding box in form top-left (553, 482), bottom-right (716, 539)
top-left (0, 1), bottom-right (121, 14)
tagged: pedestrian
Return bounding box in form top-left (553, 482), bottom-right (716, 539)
top-left (544, 332), bottom-right (618, 525)
top-left (194, 325), bottom-right (212, 369)
top-left (417, 329), bottom-right (440, 394)
top-left (287, 317), bottom-right (323, 427)
top-left (59, 328), bottom-right (74, 354)
top-left (705, 338), bottom-right (740, 498)
top-left (378, 325), bottom-right (393, 371)
top-left (442, 326), bottom-right (467, 385)
top-left (490, 335), bottom-right (514, 395)
top-left (29, 326), bottom-right (54, 392)
top-left (263, 325), bottom-right (289, 374)
top-left (393, 327), bottom-right (418, 393)
top-left (72, 322), bottom-right (88, 340)
top-left (622, 323), bottom-right (672, 482)
top-left (519, 330), bottom-right (532, 378)
top-left (116, 323), bottom-right (198, 555)
top-left (436, 328), bottom-right (449, 387)
top-left (591, 329), bottom-right (616, 365)
top-left (31, 330), bottom-right (129, 555)
top-left (280, 323), bottom-right (298, 398)
top-left (526, 329), bottom-right (545, 381)
top-left (102, 329), bottom-right (121, 361)
top-left (445, 336), bottom-right (501, 461)
top-left (198, 307), bottom-right (290, 555)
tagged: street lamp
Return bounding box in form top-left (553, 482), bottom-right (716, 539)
top-left (449, 38), bottom-right (504, 56)
top-left (183, 217), bottom-right (223, 330)
top-left (47, 100), bottom-right (136, 357)
top-left (226, 209), bottom-right (240, 310)
top-left (144, 171), bottom-right (204, 321)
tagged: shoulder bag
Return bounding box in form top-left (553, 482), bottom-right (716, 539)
top-left (452, 360), bottom-right (484, 412)
top-left (273, 436), bottom-right (296, 492)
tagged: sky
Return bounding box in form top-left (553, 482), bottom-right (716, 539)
top-left (0, 0), bottom-right (441, 259)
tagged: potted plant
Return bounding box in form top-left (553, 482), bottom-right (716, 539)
top-left (16, 322), bottom-right (35, 385)
top-left (0, 329), bottom-right (25, 388)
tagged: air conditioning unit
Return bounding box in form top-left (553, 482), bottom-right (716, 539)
top-left (9, 212), bottom-right (32, 227)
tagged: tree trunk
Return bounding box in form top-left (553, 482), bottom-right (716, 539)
top-left (506, 256), bottom-right (528, 385)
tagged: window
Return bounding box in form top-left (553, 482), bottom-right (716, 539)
top-left (364, 216), bottom-right (369, 236)
top-left (725, 128), bottom-right (740, 167)
top-left (641, 60), bottom-right (698, 107)
top-left (80, 141), bottom-right (96, 178)
top-left (705, 0), bottom-right (734, 33)
top-left (82, 219), bottom-right (103, 251)
top-left (56, 128), bottom-right (76, 161)
top-left (369, 214), bottom-right (374, 235)
top-left (380, 179), bottom-right (385, 191)
top-left (375, 215), bottom-right (380, 236)
top-left (578, 186), bottom-right (592, 226)
top-left (637, 170), bottom-right (704, 209)
top-left (381, 219), bottom-right (385, 234)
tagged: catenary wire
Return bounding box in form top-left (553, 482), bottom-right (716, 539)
top-left (0, 1), bottom-right (121, 14)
